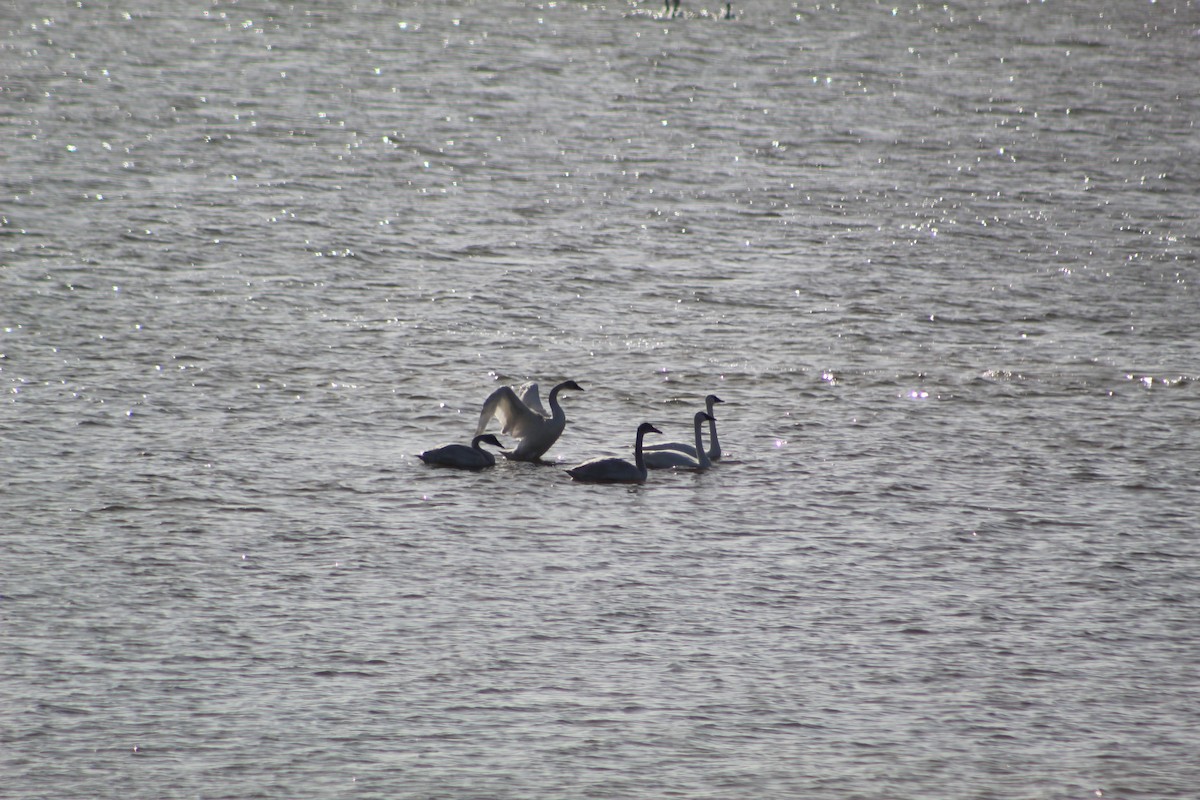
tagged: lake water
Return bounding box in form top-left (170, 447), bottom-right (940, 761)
top-left (2, 0), bottom-right (1198, 797)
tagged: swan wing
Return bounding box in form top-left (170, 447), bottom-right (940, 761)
top-left (644, 449), bottom-right (701, 470)
top-left (476, 385), bottom-right (547, 439)
top-left (516, 382), bottom-right (549, 418)
top-left (642, 441), bottom-right (699, 457)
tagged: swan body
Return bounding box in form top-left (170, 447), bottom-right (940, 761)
top-left (644, 412), bottom-right (714, 471)
top-left (567, 422), bottom-right (662, 484)
top-left (643, 394), bottom-right (725, 461)
top-left (476, 380), bottom-right (583, 462)
top-left (419, 434), bottom-right (504, 470)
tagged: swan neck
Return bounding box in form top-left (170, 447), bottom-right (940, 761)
top-left (634, 430), bottom-right (647, 473)
top-left (547, 385), bottom-right (566, 420)
top-left (694, 418), bottom-right (710, 468)
top-left (707, 416), bottom-right (720, 458)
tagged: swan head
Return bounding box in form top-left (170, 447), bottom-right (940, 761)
top-left (706, 394), bottom-right (724, 406)
top-left (695, 412), bottom-right (714, 424)
top-left (638, 422), bottom-right (663, 437)
top-left (557, 380), bottom-right (584, 393)
top-left (474, 433), bottom-right (504, 449)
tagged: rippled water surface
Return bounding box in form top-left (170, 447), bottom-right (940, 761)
top-left (3, 1), bottom-right (1199, 797)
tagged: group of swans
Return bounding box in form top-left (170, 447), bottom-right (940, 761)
top-left (567, 393), bottom-right (723, 484)
top-left (563, 396), bottom-right (722, 483)
top-left (652, 0), bottom-right (735, 19)
top-left (419, 380), bottom-right (584, 470)
top-left (643, 394), bottom-right (724, 465)
top-left (418, 381), bottom-right (726, 485)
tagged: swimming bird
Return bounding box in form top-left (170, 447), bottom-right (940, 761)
top-left (567, 422), bottom-right (662, 484)
top-left (644, 412), bottom-right (714, 471)
top-left (643, 394), bottom-right (725, 461)
top-left (418, 434), bottom-right (505, 470)
top-left (475, 380), bottom-right (584, 462)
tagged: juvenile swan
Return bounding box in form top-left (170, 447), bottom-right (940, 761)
top-left (476, 380), bottom-right (583, 462)
top-left (567, 422), bottom-right (662, 484)
top-left (643, 394), bottom-right (725, 461)
top-left (644, 412), bottom-right (714, 471)
top-left (419, 434), bottom-right (505, 470)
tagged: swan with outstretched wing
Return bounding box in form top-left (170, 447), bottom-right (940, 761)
top-left (476, 380), bottom-right (583, 461)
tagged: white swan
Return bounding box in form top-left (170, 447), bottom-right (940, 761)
top-left (643, 394), bottom-right (725, 461)
top-left (644, 412), bottom-right (714, 470)
top-left (475, 380), bottom-right (584, 462)
top-left (567, 422), bottom-right (662, 484)
top-left (419, 433), bottom-right (504, 470)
